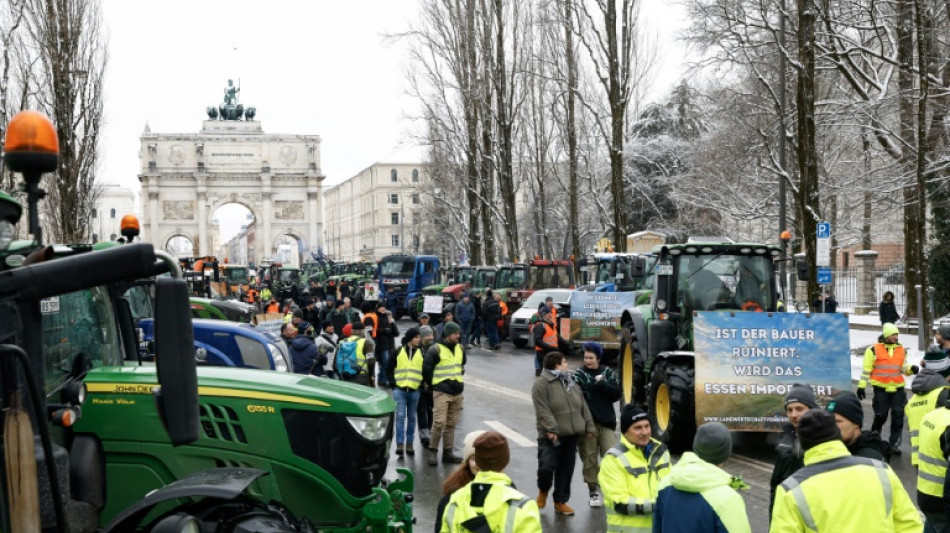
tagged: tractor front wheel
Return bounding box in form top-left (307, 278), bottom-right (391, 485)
top-left (647, 359), bottom-right (696, 453)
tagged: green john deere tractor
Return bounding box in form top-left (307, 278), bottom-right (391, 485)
top-left (617, 239), bottom-right (805, 451)
top-left (0, 111), bottom-right (413, 532)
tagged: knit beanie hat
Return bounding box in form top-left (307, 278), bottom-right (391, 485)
top-left (341, 324), bottom-right (352, 337)
top-left (462, 430), bottom-right (487, 464)
top-left (403, 327), bottom-right (421, 345)
top-left (419, 325), bottom-right (434, 339)
top-left (322, 321), bottom-right (334, 332)
top-left (582, 341), bottom-right (604, 361)
top-left (797, 409), bottom-right (841, 450)
top-left (826, 392), bottom-right (863, 427)
top-left (923, 349), bottom-right (950, 378)
top-left (352, 321), bottom-right (365, 331)
top-left (693, 422), bottom-right (732, 465)
top-left (785, 384), bottom-right (818, 409)
top-left (938, 324), bottom-right (950, 340)
top-left (443, 321), bottom-right (461, 337)
top-left (620, 404), bottom-right (649, 434)
top-left (540, 306), bottom-right (552, 317)
top-left (473, 431), bottom-right (510, 472)
top-left (882, 323), bottom-right (900, 339)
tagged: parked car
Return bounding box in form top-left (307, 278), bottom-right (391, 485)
top-left (509, 288), bottom-right (573, 349)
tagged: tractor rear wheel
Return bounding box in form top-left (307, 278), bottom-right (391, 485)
top-left (618, 321), bottom-right (646, 407)
top-left (647, 359), bottom-right (696, 453)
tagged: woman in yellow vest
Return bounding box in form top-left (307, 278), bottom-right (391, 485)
top-left (387, 328), bottom-right (424, 457)
top-left (857, 322), bottom-right (918, 452)
top-left (440, 432), bottom-right (542, 533)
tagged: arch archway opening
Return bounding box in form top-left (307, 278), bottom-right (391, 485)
top-left (212, 203), bottom-right (256, 266)
top-left (273, 234), bottom-right (306, 269)
top-left (166, 235), bottom-right (196, 258)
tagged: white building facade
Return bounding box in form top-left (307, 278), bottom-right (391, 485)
top-left (324, 163), bottom-right (430, 262)
top-left (92, 184), bottom-right (137, 242)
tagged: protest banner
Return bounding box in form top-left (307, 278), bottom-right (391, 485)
top-left (562, 291), bottom-right (636, 348)
top-left (423, 295), bottom-right (443, 314)
top-left (364, 283), bottom-right (379, 301)
top-left (692, 312), bottom-right (851, 431)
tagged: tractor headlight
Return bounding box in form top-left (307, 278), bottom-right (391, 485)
top-left (346, 415), bottom-right (389, 441)
top-left (656, 299), bottom-right (667, 311)
top-left (0, 220), bottom-right (14, 251)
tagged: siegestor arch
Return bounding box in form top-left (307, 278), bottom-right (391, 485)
top-left (209, 198), bottom-right (259, 224)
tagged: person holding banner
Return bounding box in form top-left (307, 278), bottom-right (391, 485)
top-left (858, 323), bottom-right (918, 453)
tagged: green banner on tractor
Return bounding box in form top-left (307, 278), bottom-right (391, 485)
top-left (692, 312), bottom-right (852, 431)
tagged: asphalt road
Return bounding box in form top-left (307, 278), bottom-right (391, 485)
top-left (382, 321), bottom-right (924, 533)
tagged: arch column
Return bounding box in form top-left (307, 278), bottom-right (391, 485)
top-left (260, 172), bottom-right (273, 261)
top-left (196, 175), bottom-right (208, 255)
top-left (148, 191), bottom-right (160, 244)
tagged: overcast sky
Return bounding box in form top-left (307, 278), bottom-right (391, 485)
top-left (98, 0), bottom-right (688, 239)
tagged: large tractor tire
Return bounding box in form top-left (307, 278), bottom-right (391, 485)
top-left (618, 322), bottom-right (646, 407)
top-left (647, 359), bottom-right (696, 453)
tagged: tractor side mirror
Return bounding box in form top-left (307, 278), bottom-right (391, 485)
top-left (153, 277), bottom-right (199, 446)
top-left (653, 262), bottom-right (673, 313)
top-left (630, 256), bottom-right (646, 278)
top-left (796, 260), bottom-right (810, 282)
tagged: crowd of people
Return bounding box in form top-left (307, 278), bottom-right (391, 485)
top-left (244, 276), bottom-right (948, 532)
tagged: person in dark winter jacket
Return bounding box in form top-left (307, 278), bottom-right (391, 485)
top-left (373, 303), bottom-right (399, 388)
top-left (283, 322), bottom-right (324, 374)
top-left (654, 422), bottom-right (752, 533)
top-left (879, 290), bottom-right (900, 325)
top-left (826, 391), bottom-right (890, 462)
top-left (769, 384), bottom-right (817, 518)
top-left (482, 294), bottom-right (502, 349)
top-left (572, 341), bottom-right (621, 508)
top-left (455, 296), bottom-right (476, 347)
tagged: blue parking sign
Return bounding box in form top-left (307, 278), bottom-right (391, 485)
top-left (817, 267), bottom-right (832, 285)
top-left (817, 222), bottom-right (831, 239)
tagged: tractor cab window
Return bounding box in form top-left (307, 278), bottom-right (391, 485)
top-left (380, 260), bottom-right (415, 277)
top-left (596, 261), bottom-right (615, 284)
top-left (529, 265), bottom-right (570, 290)
top-left (279, 270), bottom-right (300, 284)
top-left (227, 268), bottom-right (248, 284)
top-left (125, 285), bottom-right (154, 321)
top-left (675, 254), bottom-right (772, 312)
top-left (42, 287), bottom-right (122, 394)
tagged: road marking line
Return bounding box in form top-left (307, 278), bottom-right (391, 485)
top-left (484, 420), bottom-right (537, 448)
top-left (466, 376), bottom-right (533, 404)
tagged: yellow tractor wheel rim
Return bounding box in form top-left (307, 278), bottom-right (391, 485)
top-left (655, 383), bottom-right (670, 431)
top-left (622, 345), bottom-right (634, 405)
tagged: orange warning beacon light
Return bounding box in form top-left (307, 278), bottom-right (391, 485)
top-left (120, 214), bottom-right (140, 241)
top-left (780, 230), bottom-right (792, 242)
top-left (4, 110), bottom-right (59, 175)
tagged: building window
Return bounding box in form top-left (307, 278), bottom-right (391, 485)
top-left (110, 208), bottom-right (116, 218)
top-left (413, 235), bottom-right (420, 250)
top-left (390, 193), bottom-right (398, 204)
top-left (412, 193), bottom-right (420, 204)
top-left (91, 209), bottom-right (97, 219)
top-left (391, 212), bottom-right (399, 225)
top-left (392, 234), bottom-right (399, 247)
top-left (412, 169), bottom-right (419, 182)
top-left (391, 169), bottom-right (398, 182)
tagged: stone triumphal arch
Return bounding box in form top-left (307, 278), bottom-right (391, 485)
top-left (138, 84), bottom-right (324, 263)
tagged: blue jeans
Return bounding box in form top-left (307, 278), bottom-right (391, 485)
top-left (485, 319), bottom-right (499, 347)
top-left (376, 349), bottom-right (391, 385)
top-left (393, 387), bottom-right (421, 444)
top-left (460, 319), bottom-right (474, 345)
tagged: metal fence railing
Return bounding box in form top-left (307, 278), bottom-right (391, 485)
top-left (810, 267), bottom-right (905, 312)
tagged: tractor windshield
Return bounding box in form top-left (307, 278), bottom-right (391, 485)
top-left (380, 260), bottom-right (415, 277)
top-left (226, 267), bottom-right (248, 284)
top-left (528, 265), bottom-right (572, 290)
top-left (473, 270), bottom-right (495, 288)
top-left (675, 253), bottom-right (773, 312)
top-left (458, 269), bottom-right (475, 285)
top-left (125, 285), bottom-right (154, 321)
top-left (279, 270), bottom-right (300, 284)
top-left (42, 287), bottom-right (123, 394)
top-left (496, 267), bottom-right (526, 288)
